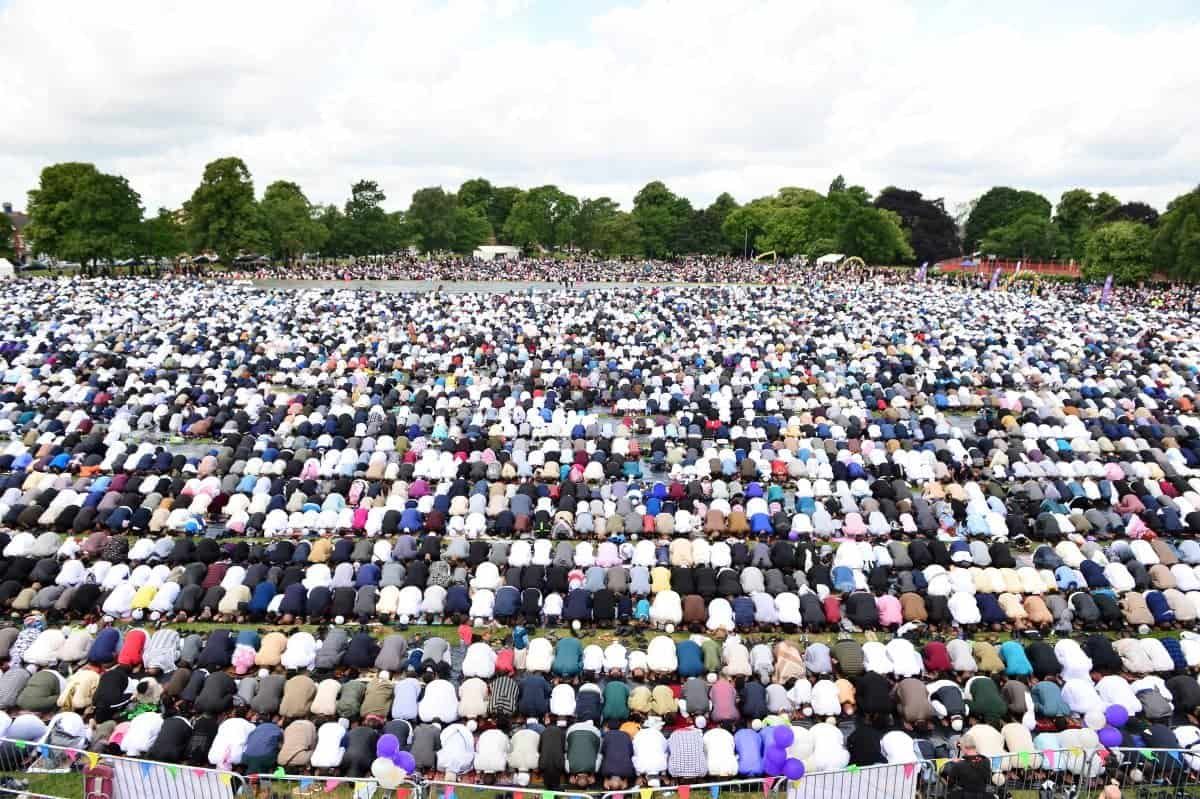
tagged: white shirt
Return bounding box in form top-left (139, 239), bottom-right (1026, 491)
top-left (418, 679), bottom-right (459, 723)
top-left (462, 642), bottom-right (497, 679)
top-left (474, 728), bottom-right (509, 773)
top-left (632, 728), bottom-right (669, 775)
top-left (437, 724), bottom-right (475, 775)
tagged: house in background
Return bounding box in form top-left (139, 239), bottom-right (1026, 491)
top-left (2, 202), bottom-right (29, 262)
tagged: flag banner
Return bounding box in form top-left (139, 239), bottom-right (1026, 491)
top-left (1101, 273), bottom-right (1113, 305)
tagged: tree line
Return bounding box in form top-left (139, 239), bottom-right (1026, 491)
top-left (15, 156), bottom-right (1200, 282)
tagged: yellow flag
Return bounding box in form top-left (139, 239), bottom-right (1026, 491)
top-left (640, 789), bottom-right (653, 799)
top-left (86, 752), bottom-right (100, 769)
top-left (219, 774), bottom-right (232, 787)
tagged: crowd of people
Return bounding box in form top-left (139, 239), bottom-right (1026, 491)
top-left (0, 273), bottom-right (1198, 791)
top-left (211, 255), bottom-right (911, 286)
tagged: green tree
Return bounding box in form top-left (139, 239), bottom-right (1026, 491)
top-left (691, 193), bottom-right (739, 254)
top-left (451, 205), bottom-right (492, 253)
top-left (1082, 221), bottom-right (1153, 283)
top-left (139, 207), bottom-right (187, 260)
top-left (1153, 186), bottom-right (1200, 279)
top-left (722, 199), bottom-right (776, 255)
top-left (457, 178), bottom-right (494, 214)
top-left (776, 187), bottom-right (823, 208)
top-left (502, 185), bottom-right (578, 250)
top-left (574, 197), bottom-right (621, 253)
top-left (1053, 189), bottom-right (1097, 260)
top-left (1092, 192), bottom-right (1120, 221)
top-left (632, 181), bottom-right (693, 257)
top-left (26, 162), bottom-right (144, 273)
top-left (340, 180), bottom-right (400, 256)
top-left (315, 205), bottom-right (346, 256)
top-left (489, 187), bottom-right (523, 238)
top-left (593, 212), bottom-right (642, 256)
top-left (839, 206), bottom-right (914, 263)
top-left (406, 187), bottom-right (460, 253)
top-left (260, 181), bottom-right (327, 263)
top-left (184, 157), bottom-right (267, 266)
top-left (0, 214), bottom-right (14, 260)
top-left (758, 205), bottom-right (810, 256)
top-left (963, 187), bottom-right (1052, 251)
top-left (873, 187), bottom-right (959, 264)
top-left (828, 175), bottom-right (847, 194)
top-left (979, 214), bottom-right (1060, 259)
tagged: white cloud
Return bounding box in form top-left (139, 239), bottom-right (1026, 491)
top-left (1, 0), bottom-right (1197, 215)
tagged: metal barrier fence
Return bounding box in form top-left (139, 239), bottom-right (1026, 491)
top-left (427, 780), bottom-right (591, 799)
top-left (602, 777), bottom-right (785, 799)
top-left (0, 735), bottom-right (246, 799)
top-left (246, 773), bottom-right (421, 799)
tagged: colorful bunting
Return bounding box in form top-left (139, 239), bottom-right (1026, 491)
top-left (1042, 750), bottom-right (1055, 768)
top-left (396, 789), bottom-right (409, 799)
top-left (902, 763), bottom-right (916, 779)
top-left (301, 780), bottom-right (313, 791)
top-left (710, 787), bottom-right (720, 799)
top-left (1140, 750), bottom-right (1156, 761)
top-left (1018, 751), bottom-right (1031, 767)
top-left (193, 769), bottom-right (207, 779)
top-left (542, 792), bottom-right (553, 799)
top-left (38, 744), bottom-right (50, 758)
top-left (218, 774), bottom-right (233, 787)
top-left (678, 786), bottom-right (691, 799)
top-left (86, 752), bottom-right (100, 769)
top-left (443, 786), bottom-right (455, 799)
top-left (166, 766), bottom-right (179, 780)
top-left (762, 776), bottom-right (776, 796)
top-left (65, 749), bottom-right (79, 763)
top-left (846, 765), bottom-right (860, 774)
top-left (139, 762), bottom-right (152, 778)
top-left (641, 789), bottom-right (653, 799)
top-left (325, 779), bottom-right (341, 792)
top-left (273, 767), bottom-right (286, 778)
top-left (13, 741), bottom-right (25, 751)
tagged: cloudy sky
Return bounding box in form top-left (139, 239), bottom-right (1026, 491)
top-left (2, 0), bottom-right (1198, 216)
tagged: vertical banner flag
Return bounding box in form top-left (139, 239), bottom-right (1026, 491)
top-left (916, 262), bottom-right (928, 282)
top-left (989, 265), bottom-right (1001, 290)
top-left (1101, 274), bottom-right (1113, 306)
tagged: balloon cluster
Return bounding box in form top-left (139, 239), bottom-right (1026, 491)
top-left (1085, 704), bottom-right (1130, 750)
top-left (762, 725), bottom-right (805, 781)
top-left (372, 735), bottom-right (416, 790)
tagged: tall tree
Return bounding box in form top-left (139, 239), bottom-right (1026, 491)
top-left (139, 207), bottom-right (187, 260)
top-left (838, 205), bottom-right (914, 263)
top-left (1104, 202), bottom-right (1159, 227)
top-left (26, 162), bottom-right (144, 273)
top-left (722, 199), bottom-right (776, 255)
top-left (406, 187), bottom-right (460, 253)
top-left (502, 185), bottom-right (578, 250)
top-left (594, 212), bottom-right (642, 256)
top-left (573, 197), bottom-right (621, 253)
top-left (451, 205), bottom-right (491, 254)
top-left (1082, 221), bottom-right (1153, 283)
top-left (980, 214), bottom-right (1060, 259)
top-left (260, 181), bottom-right (327, 263)
top-left (963, 187), bottom-right (1052, 251)
top-left (0, 214), bottom-right (14, 261)
top-left (184, 157), bottom-right (266, 266)
top-left (691, 193), bottom-right (739, 254)
top-left (873, 187), bottom-right (959, 264)
top-left (340, 180), bottom-right (399, 256)
top-left (1053, 189), bottom-right (1098, 260)
top-left (489, 187), bottom-right (523, 239)
top-left (315, 205), bottom-right (346, 256)
top-left (1153, 186), bottom-right (1200, 280)
top-left (631, 181), bottom-right (692, 257)
top-left (457, 178), bottom-right (494, 214)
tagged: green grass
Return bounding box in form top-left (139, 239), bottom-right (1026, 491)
top-left (0, 770), bottom-right (83, 799)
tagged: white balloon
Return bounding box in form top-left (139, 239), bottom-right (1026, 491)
top-left (371, 757), bottom-right (394, 781)
top-left (1084, 709), bottom-right (1106, 730)
top-left (378, 765), bottom-right (403, 790)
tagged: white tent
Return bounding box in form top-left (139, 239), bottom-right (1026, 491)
top-left (814, 253), bottom-right (845, 266)
top-left (472, 245), bottom-right (520, 261)
top-left (0, 258), bottom-right (14, 278)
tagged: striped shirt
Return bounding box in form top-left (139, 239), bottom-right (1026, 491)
top-left (488, 674), bottom-right (519, 718)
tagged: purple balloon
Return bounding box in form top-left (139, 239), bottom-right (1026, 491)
top-left (1098, 726), bottom-right (1122, 748)
top-left (772, 726), bottom-right (795, 748)
top-left (1105, 705), bottom-right (1129, 728)
top-left (764, 747), bottom-right (787, 775)
top-left (392, 751), bottom-right (416, 773)
top-left (376, 734), bottom-right (399, 759)
top-left (783, 759), bottom-right (805, 781)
